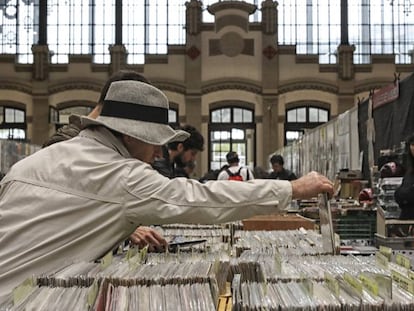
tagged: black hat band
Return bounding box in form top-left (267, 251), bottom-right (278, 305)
top-left (101, 100), bottom-right (168, 124)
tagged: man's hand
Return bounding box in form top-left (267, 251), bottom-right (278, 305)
top-left (129, 226), bottom-right (168, 252)
top-left (291, 171), bottom-right (334, 199)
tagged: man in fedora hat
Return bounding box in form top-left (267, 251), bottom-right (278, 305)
top-left (0, 80), bottom-right (334, 295)
top-left (43, 69), bottom-right (168, 252)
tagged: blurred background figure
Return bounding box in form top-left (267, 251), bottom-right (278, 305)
top-left (217, 151), bottom-right (254, 181)
top-left (268, 154), bottom-right (297, 181)
top-left (395, 133), bottom-right (414, 220)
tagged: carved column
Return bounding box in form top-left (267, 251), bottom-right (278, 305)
top-left (186, 0), bottom-right (202, 36)
top-left (109, 45), bottom-right (127, 75)
top-left (261, 1), bottom-right (280, 160)
top-left (31, 45), bottom-right (50, 81)
top-left (337, 44), bottom-right (355, 80)
top-left (261, 0), bottom-right (277, 36)
top-left (184, 0), bottom-right (203, 176)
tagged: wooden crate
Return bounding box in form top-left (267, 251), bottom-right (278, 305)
top-left (217, 296), bottom-right (232, 311)
top-left (375, 234), bottom-right (414, 250)
top-left (217, 282), bottom-right (232, 311)
top-left (377, 206), bottom-right (414, 237)
top-left (242, 213), bottom-right (315, 231)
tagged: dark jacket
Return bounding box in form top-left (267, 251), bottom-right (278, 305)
top-left (395, 172), bottom-right (414, 219)
top-left (42, 115), bottom-right (82, 148)
top-left (268, 168), bottom-right (297, 181)
top-left (152, 146), bottom-right (175, 178)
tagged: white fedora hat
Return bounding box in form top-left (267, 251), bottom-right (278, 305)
top-left (81, 80), bottom-right (190, 145)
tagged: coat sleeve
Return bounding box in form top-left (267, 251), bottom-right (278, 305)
top-left (123, 163), bottom-right (292, 225)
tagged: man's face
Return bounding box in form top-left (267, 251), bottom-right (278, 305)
top-left (272, 163), bottom-right (283, 173)
top-left (123, 136), bottom-right (162, 164)
top-left (180, 148), bottom-right (199, 165)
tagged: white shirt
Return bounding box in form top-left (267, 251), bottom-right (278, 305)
top-left (0, 126), bottom-right (291, 294)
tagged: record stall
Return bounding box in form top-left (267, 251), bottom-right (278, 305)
top-left (2, 212), bottom-right (414, 310)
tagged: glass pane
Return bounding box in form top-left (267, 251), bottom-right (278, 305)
top-left (211, 110), bottom-right (221, 123)
top-left (233, 108), bottom-right (243, 122)
top-left (231, 128), bottom-right (245, 140)
top-left (0, 0), bottom-right (38, 63)
top-left (15, 109), bottom-right (24, 123)
top-left (319, 109), bottom-right (328, 122)
top-left (0, 108), bottom-right (3, 123)
top-left (297, 107), bottom-right (306, 122)
top-left (5, 108), bottom-right (15, 122)
top-left (286, 130), bottom-right (301, 140)
top-left (287, 109), bottom-right (296, 122)
top-left (210, 130), bottom-right (231, 170)
top-left (211, 108), bottom-right (231, 123)
top-left (243, 109), bottom-right (253, 122)
top-left (221, 108), bottom-right (231, 123)
top-left (309, 107), bottom-right (318, 122)
top-left (211, 131), bottom-right (231, 140)
top-left (0, 128), bottom-right (25, 139)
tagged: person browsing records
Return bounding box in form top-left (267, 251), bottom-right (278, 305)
top-left (0, 80), bottom-right (334, 295)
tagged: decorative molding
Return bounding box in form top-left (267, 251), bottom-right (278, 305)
top-left (202, 80), bottom-right (262, 94)
top-left (48, 80), bottom-right (103, 94)
top-left (0, 100), bottom-right (27, 110)
top-left (207, 1), bottom-right (256, 15)
top-left (187, 45), bottom-right (201, 60)
top-left (285, 100), bottom-right (331, 111)
top-left (0, 80), bottom-right (32, 94)
top-left (209, 100), bottom-right (255, 111)
top-left (354, 80), bottom-right (392, 94)
top-left (151, 80), bottom-right (186, 94)
top-left (263, 45), bottom-right (277, 59)
top-left (56, 100), bottom-right (96, 110)
top-left (279, 80), bottom-right (338, 94)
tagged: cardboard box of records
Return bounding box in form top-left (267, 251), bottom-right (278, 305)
top-left (242, 213), bottom-right (315, 231)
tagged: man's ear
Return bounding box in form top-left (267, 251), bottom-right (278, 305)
top-left (177, 142), bottom-right (184, 153)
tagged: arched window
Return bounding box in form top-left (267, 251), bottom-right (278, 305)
top-left (285, 106), bottom-right (329, 145)
top-left (55, 106), bottom-right (93, 129)
top-left (0, 106), bottom-right (26, 140)
top-left (209, 106), bottom-right (255, 171)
